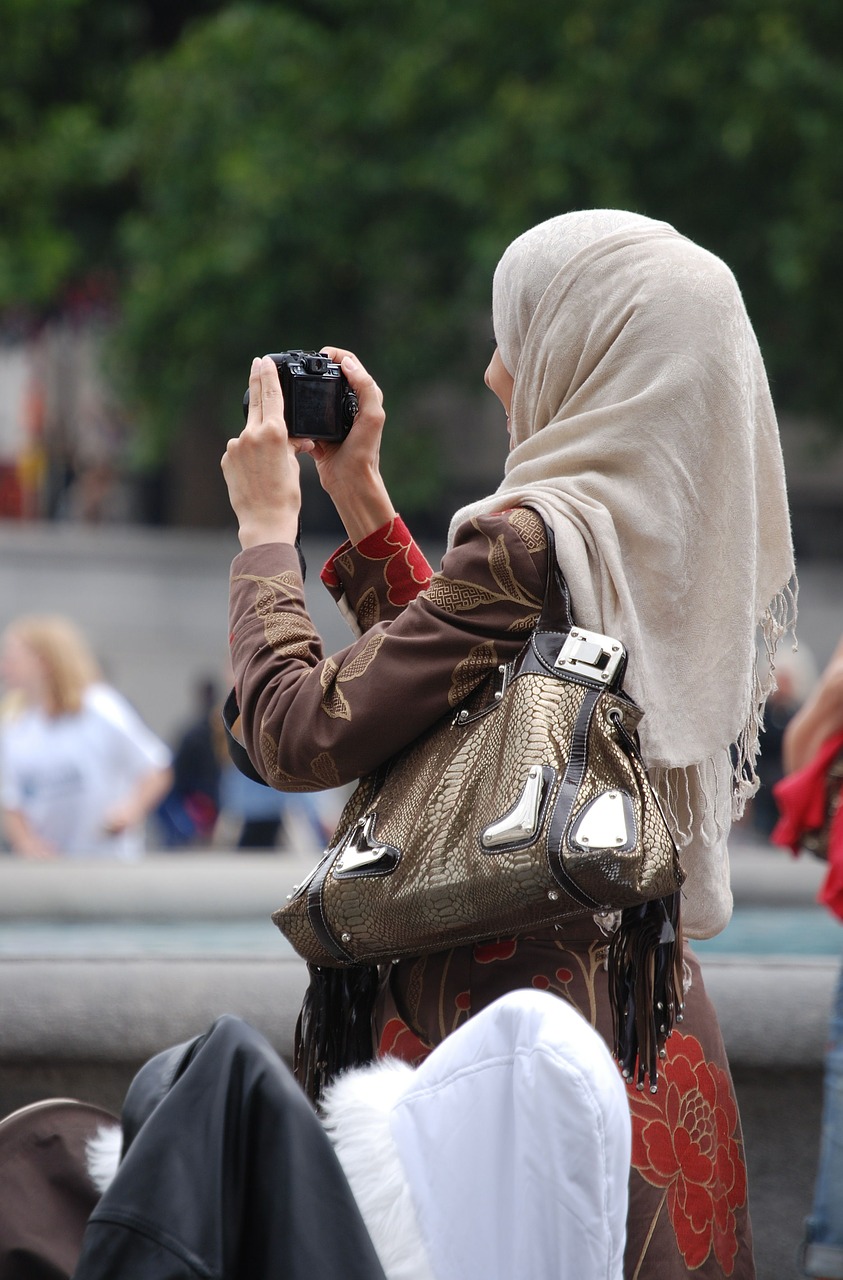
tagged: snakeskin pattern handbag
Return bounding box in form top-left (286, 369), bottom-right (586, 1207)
top-left (274, 528), bottom-right (686, 1094)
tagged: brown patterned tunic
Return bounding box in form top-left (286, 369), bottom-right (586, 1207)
top-left (229, 508), bottom-right (755, 1280)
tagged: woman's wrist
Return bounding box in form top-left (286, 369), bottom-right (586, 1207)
top-left (237, 514), bottom-right (300, 549)
top-left (329, 470), bottom-right (397, 545)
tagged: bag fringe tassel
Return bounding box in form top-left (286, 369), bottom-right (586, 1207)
top-left (295, 963), bottom-right (380, 1105)
top-left (608, 891), bottom-right (684, 1093)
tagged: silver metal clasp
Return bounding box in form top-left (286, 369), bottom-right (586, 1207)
top-left (554, 628), bottom-right (625, 684)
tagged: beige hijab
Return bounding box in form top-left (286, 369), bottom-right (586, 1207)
top-left (450, 210), bottom-right (796, 937)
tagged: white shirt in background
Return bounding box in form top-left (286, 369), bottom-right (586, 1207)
top-left (0, 683), bottom-right (172, 860)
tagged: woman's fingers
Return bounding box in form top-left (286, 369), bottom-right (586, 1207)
top-left (223, 356), bottom-right (290, 477)
top-left (259, 355), bottom-right (285, 421)
top-left (319, 347), bottom-right (383, 421)
top-left (245, 355), bottom-right (287, 430)
top-left (245, 357), bottom-right (263, 428)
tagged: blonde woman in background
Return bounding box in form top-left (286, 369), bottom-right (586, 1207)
top-left (0, 615), bottom-right (172, 860)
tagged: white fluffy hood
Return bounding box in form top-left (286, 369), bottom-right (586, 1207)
top-left (323, 990), bottom-right (630, 1280)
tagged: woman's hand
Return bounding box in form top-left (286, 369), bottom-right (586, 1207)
top-left (221, 356), bottom-right (311, 549)
top-left (783, 636), bottom-right (843, 774)
top-left (311, 348), bottom-right (396, 544)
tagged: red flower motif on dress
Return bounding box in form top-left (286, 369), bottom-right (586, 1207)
top-left (531, 966), bottom-right (574, 992)
top-left (628, 1031), bottom-right (747, 1274)
top-left (378, 1017), bottom-right (431, 1066)
top-left (359, 518), bottom-right (433, 607)
top-left (320, 517), bottom-right (433, 606)
top-left (474, 939), bottom-right (518, 964)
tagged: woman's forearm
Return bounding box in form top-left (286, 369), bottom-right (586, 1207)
top-left (104, 765), bottom-right (174, 834)
top-left (782, 702), bottom-right (831, 774)
top-left (783, 636), bottom-right (843, 774)
top-left (327, 467), bottom-right (397, 546)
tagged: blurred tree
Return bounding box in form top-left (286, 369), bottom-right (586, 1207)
top-left (2, 0), bottom-right (843, 523)
top-left (0, 0), bottom-right (221, 312)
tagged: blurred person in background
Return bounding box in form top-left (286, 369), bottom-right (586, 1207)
top-left (0, 615), bottom-right (172, 860)
top-left (219, 759), bottom-right (332, 851)
top-left (751, 642), bottom-right (817, 839)
top-left (155, 676), bottom-right (225, 848)
top-left (775, 635), bottom-right (843, 1280)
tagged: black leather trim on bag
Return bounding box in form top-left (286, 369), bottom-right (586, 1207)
top-left (546, 687), bottom-right (607, 909)
top-left (306, 859), bottom-right (355, 964)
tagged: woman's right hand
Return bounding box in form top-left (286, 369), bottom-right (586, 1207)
top-left (783, 635), bottom-right (843, 773)
top-left (311, 348), bottom-right (397, 544)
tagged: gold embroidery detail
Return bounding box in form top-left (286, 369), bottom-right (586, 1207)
top-left (422, 577), bottom-right (502, 613)
top-left (234, 572), bottom-right (311, 657)
top-left (507, 507), bottom-right (547, 551)
top-left (320, 658), bottom-right (349, 721)
top-left (488, 534), bottom-right (525, 603)
top-left (449, 642), bottom-right (499, 706)
top-left (356, 587), bottom-right (381, 632)
top-left (320, 634), bottom-right (386, 720)
top-left (258, 728), bottom-right (312, 791)
top-left (423, 516), bottom-right (543, 622)
top-left (262, 613), bottom-right (313, 657)
top-left (257, 731), bottom-right (340, 793)
top-left (508, 612), bottom-right (539, 633)
top-left (311, 752), bottom-right (341, 789)
top-left (336, 552), bottom-right (355, 579)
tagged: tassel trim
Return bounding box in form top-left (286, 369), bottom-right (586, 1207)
top-left (607, 892), bottom-right (684, 1093)
top-left (295, 963), bottom-right (380, 1105)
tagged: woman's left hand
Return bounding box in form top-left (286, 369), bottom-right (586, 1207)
top-left (221, 356), bottom-right (311, 549)
top-left (309, 347), bottom-right (396, 543)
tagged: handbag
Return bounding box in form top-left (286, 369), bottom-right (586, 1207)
top-left (271, 526), bottom-right (685, 1098)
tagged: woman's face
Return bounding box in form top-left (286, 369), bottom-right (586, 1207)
top-left (484, 348), bottom-right (515, 429)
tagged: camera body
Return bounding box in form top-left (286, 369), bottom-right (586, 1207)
top-left (242, 351), bottom-right (358, 442)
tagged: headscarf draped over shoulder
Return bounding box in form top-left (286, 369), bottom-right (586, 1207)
top-left (450, 210), bottom-right (796, 937)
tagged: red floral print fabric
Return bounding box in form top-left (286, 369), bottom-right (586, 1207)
top-left (629, 1031), bottom-right (747, 1275)
top-left (321, 516), bottom-right (433, 605)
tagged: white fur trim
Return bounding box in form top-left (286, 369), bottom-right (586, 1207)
top-left (322, 1058), bottom-right (436, 1280)
top-left (85, 1122), bottom-right (122, 1195)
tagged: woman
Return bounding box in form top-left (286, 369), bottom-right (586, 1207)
top-left (776, 637), bottom-right (843, 1280)
top-left (222, 210), bottom-right (796, 1278)
top-left (0, 615), bottom-right (172, 859)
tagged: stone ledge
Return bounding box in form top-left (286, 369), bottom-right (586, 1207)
top-left (0, 954), bottom-right (836, 1071)
top-left (697, 956), bottom-right (836, 1068)
top-left (0, 854), bottom-right (303, 920)
top-left (0, 956), bottom-right (308, 1066)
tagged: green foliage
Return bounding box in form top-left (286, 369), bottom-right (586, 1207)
top-left (3, 0), bottom-right (843, 516)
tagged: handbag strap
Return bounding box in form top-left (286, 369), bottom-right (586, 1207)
top-left (536, 525), bottom-right (576, 634)
top-left (526, 519), bottom-right (628, 692)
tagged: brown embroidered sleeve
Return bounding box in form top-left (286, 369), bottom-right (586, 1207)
top-left (228, 508), bottom-right (548, 792)
top-left (320, 515), bottom-right (434, 631)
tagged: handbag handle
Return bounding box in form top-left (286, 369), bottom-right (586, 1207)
top-left (536, 523), bottom-right (575, 634)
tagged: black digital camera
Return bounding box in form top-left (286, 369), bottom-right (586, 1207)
top-left (242, 350), bottom-right (358, 442)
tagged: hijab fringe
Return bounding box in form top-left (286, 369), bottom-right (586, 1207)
top-left (649, 582), bottom-right (798, 851)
